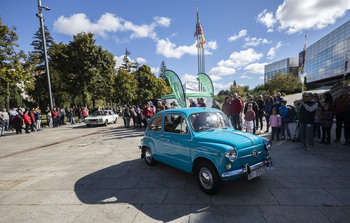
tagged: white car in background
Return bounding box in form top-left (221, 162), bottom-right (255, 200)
top-left (84, 110), bottom-right (118, 127)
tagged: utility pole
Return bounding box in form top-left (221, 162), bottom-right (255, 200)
top-left (36, 0), bottom-right (53, 110)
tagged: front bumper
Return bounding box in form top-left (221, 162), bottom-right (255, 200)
top-left (221, 160), bottom-right (267, 178)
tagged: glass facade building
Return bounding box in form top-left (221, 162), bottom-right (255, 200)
top-left (264, 57), bottom-right (298, 83)
top-left (304, 20), bottom-right (350, 83)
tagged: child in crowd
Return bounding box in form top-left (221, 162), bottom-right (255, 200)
top-left (244, 103), bottom-right (255, 133)
top-left (269, 107), bottom-right (281, 141)
top-left (319, 103), bottom-right (334, 144)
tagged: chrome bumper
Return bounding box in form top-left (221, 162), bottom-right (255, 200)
top-left (221, 160), bottom-right (267, 178)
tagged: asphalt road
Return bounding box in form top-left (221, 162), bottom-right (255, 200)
top-left (0, 119), bottom-right (350, 223)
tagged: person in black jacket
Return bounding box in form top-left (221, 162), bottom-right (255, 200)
top-left (294, 92), bottom-right (318, 151)
top-left (256, 95), bottom-right (265, 134)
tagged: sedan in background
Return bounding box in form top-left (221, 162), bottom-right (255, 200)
top-left (84, 110), bottom-right (118, 127)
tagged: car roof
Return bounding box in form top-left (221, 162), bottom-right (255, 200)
top-left (156, 107), bottom-right (220, 116)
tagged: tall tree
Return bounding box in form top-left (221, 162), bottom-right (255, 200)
top-left (120, 48), bottom-right (138, 73)
top-left (0, 17), bottom-right (33, 110)
top-left (112, 69), bottom-right (137, 104)
top-left (135, 65), bottom-right (157, 103)
top-left (159, 60), bottom-right (167, 80)
top-left (27, 26), bottom-right (57, 108)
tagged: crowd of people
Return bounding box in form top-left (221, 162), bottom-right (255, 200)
top-left (0, 106), bottom-right (89, 136)
top-left (1, 88), bottom-right (349, 151)
top-left (220, 88), bottom-right (350, 151)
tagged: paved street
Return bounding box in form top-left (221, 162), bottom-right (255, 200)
top-left (0, 119), bottom-right (350, 223)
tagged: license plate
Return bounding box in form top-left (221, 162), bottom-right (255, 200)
top-left (247, 166), bottom-right (266, 180)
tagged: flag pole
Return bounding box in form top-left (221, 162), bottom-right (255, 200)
top-left (301, 32), bottom-right (308, 93)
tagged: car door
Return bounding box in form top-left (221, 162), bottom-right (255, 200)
top-left (158, 114), bottom-right (192, 172)
top-left (147, 115), bottom-right (163, 160)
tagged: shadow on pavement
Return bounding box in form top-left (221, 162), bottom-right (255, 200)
top-left (74, 157), bottom-right (272, 222)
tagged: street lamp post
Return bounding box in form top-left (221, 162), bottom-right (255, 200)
top-left (36, 0), bottom-right (53, 110)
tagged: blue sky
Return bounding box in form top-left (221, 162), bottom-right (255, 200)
top-left (2, 0), bottom-right (350, 93)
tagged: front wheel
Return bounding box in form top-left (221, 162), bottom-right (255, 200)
top-left (104, 120), bottom-right (108, 126)
top-left (143, 147), bottom-right (157, 166)
top-left (197, 161), bottom-right (222, 195)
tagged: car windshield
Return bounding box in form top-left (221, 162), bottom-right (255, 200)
top-left (92, 111), bottom-right (107, 116)
top-left (189, 111), bottom-right (231, 132)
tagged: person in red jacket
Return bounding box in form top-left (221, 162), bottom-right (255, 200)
top-left (142, 102), bottom-right (155, 127)
top-left (230, 93), bottom-right (243, 130)
top-left (21, 111), bottom-right (32, 134)
top-left (51, 108), bottom-right (58, 128)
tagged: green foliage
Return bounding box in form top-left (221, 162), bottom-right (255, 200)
top-left (0, 17), bottom-right (34, 109)
top-left (112, 69), bottom-right (137, 104)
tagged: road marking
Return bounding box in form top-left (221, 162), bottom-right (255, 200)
top-left (0, 130), bottom-right (103, 159)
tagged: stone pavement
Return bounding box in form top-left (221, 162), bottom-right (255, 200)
top-left (0, 119), bottom-right (349, 223)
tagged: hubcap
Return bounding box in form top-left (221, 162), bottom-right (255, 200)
top-left (145, 149), bottom-right (152, 163)
top-left (199, 167), bottom-right (213, 189)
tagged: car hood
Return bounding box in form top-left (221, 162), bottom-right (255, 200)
top-left (85, 116), bottom-right (104, 120)
top-left (193, 129), bottom-right (263, 149)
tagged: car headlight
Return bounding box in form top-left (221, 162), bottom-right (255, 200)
top-left (225, 148), bottom-right (237, 162)
top-left (264, 139), bottom-right (272, 150)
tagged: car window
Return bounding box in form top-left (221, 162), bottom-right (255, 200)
top-left (189, 111), bottom-right (231, 132)
top-left (164, 115), bottom-right (188, 134)
top-left (149, 116), bottom-right (162, 132)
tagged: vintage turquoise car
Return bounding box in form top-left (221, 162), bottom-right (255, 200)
top-left (140, 108), bottom-right (272, 194)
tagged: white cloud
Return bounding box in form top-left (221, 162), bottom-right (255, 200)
top-left (209, 48), bottom-right (263, 77)
top-left (153, 16), bottom-right (171, 27)
top-left (228, 29), bottom-right (247, 42)
top-left (243, 37), bottom-right (272, 47)
top-left (240, 75), bottom-right (248, 79)
top-left (209, 75), bottom-right (222, 81)
top-left (209, 66), bottom-right (236, 76)
top-left (226, 48), bottom-right (264, 68)
top-left (257, 9), bottom-right (276, 32)
top-left (114, 55), bottom-right (124, 70)
top-left (53, 13), bottom-right (125, 38)
top-left (136, 57), bottom-right (147, 63)
top-left (257, 0), bottom-right (350, 34)
top-left (53, 13), bottom-right (171, 40)
top-left (267, 41), bottom-right (282, 59)
top-left (182, 73), bottom-right (198, 83)
top-left (244, 63), bottom-right (268, 74)
top-left (213, 82), bottom-right (232, 92)
top-left (151, 67), bottom-right (160, 74)
top-left (156, 38), bottom-right (217, 59)
top-left (259, 76), bottom-right (265, 80)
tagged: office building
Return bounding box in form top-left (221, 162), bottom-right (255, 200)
top-left (264, 57), bottom-right (298, 83)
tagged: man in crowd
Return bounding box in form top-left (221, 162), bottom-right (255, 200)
top-left (0, 108), bottom-right (9, 131)
top-left (256, 95), bottom-right (265, 134)
top-left (230, 93), bottom-right (243, 130)
top-left (332, 87), bottom-right (349, 143)
top-left (294, 92), bottom-right (318, 151)
top-left (274, 92), bottom-right (284, 109)
top-left (189, 98), bottom-right (197, 107)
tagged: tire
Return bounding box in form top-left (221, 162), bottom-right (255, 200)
top-left (104, 120), bottom-right (108, 126)
top-left (113, 118), bottom-right (117, 124)
top-left (196, 161), bottom-right (222, 195)
top-left (86, 124), bottom-right (91, 127)
top-left (143, 147), bottom-right (157, 166)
